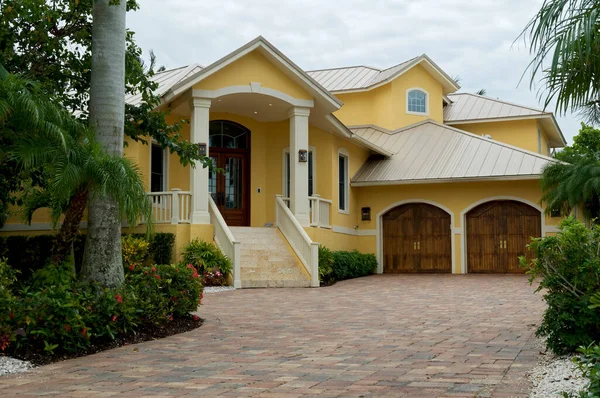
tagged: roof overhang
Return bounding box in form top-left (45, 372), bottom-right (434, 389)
top-left (163, 36), bottom-right (342, 113)
top-left (351, 174), bottom-right (541, 187)
top-left (329, 54), bottom-right (460, 95)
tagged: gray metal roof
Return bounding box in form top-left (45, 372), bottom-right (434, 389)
top-left (444, 93), bottom-right (548, 122)
top-left (351, 120), bottom-right (555, 185)
top-left (125, 64), bottom-right (203, 106)
top-left (307, 59), bottom-right (414, 92)
top-left (307, 54), bottom-right (459, 93)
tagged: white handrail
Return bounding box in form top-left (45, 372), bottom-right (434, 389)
top-left (275, 195), bottom-right (319, 287)
top-left (309, 195), bottom-right (332, 229)
top-left (208, 196), bottom-right (241, 288)
top-left (145, 190), bottom-right (192, 224)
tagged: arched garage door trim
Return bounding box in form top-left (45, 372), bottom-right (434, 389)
top-left (460, 196), bottom-right (545, 274)
top-left (376, 199), bottom-right (456, 274)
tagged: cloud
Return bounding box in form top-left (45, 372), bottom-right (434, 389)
top-left (128, 0), bottom-right (583, 142)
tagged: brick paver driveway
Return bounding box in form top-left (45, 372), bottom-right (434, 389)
top-left (0, 275), bottom-right (544, 397)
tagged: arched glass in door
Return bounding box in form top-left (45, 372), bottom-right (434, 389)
top-left (209, 120), bottom-right (250, 149)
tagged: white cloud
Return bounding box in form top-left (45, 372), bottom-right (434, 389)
top-left (128, 0), bottom-right (583, 142)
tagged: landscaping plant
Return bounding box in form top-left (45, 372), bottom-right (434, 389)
top-left (1, 260), bottom-right (203, 359)
top-left (121, 235), bottom-right (150, 270)
top-left (181, 239), bottom-right (232, 283)
top-left (331, 250), bottom-right (378, 281)
top-left (572, 344), bottom-right (600, 397)
top-left (318, 245), bottom-right (335, 284)
top-left (520, 217), bottom-right (600, 355)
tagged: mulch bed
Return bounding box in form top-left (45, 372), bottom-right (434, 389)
top-left (9, 316), bottom-right (203, 367)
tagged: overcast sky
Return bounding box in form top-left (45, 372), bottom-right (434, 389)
top-left (128, 0), bottom-right (583, 144)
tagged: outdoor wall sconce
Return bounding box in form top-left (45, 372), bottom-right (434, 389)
top-left (198, 143), bottom-right (207, 157)
top-left (361, 207), bottom-right (371, 221)
top-left (298, 149), bottom-right (308, 162)
top-left (550, 208), bottom-right (561, 218)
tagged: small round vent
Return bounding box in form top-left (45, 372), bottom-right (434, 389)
top-left (482, 134), bottom-right (493, 139)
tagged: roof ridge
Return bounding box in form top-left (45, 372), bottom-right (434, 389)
top-left (448, 92), bottom-right (549, 114)
top-left (307, 65), bottom-right (381, 73)
top-left (377, 56), bottom-right (420, 73)
top-left (153, 64), bottom-right (191, 75)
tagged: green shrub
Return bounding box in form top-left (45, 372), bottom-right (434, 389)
top-left (129, 233), bottom-right (175, 265)
top-left (181, 239), bottom-right (232, 277)
top-left (3, 261), bottom-right (202, 357)
top-left (572, 344), bottom-right (600, 397)
top-left (121, 235), bottom-right (150, 270)
top-left (0, 259), bottom-right (16, 351)
top-left (149, 233), bottom-right (176, 265)
top-left (331, 250), bottom-right (377, 281)
top-left (521, 217), bottom-right (600, 355)
top-left (318, 245), bottom-right (335, 284)
top-left (0, 232), bottom-right (175, 283)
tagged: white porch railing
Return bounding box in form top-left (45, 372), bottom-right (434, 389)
top-left (209, 196), bottom-right (241, 289)
top-left (146, 189), bottom-right (192, 224)
top-left (309, 195), bottom-right (332, 229)
top-left (275, 195), bottom-right (319, 287)
top-left (282, 195), bottom-right (332, 229)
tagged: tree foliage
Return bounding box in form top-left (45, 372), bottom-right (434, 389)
top-left (0, 0), bottom-right (209, 166)
top-left (1, 63), bottom-right (152, 265)
top-left (542, 123), bottom-right (600, 219)
top-left (521, 0), bottom-right (600, 123)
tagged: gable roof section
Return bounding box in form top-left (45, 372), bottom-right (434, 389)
top-left (444, 93), bottom-right (566, 147)
top-left (307, 54), bottom-right (460, 94)
top-left (164, 36), bottom-right (342, 111)
top-left (351, 120), bottom-right (556, 186)
top-left (444, 93), bottom-right (547, 121)
top-left (125, 64), bottom-right (203, 107)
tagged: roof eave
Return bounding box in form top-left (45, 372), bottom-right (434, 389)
top-left (351, 175), bottom-right (541, 187)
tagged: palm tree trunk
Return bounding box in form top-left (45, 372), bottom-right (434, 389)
top-left (51, 189), bottom-right (88, 266)
top-left (81, 0), bottom-right (127, 287)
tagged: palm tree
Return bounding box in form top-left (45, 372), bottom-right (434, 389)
top-left (541, 159), bottom-right (600, 219)
top-left (83, 0), bottom-right (128, 287)
top-left (521, 0), bottom-right (600, 122)
top-left (1, 64), bottom-right (152, 267)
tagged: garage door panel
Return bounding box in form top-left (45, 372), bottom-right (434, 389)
top-left (467, 200), bottom-right (541, 273)
top-left (383, 203), bottom-right (451, 273)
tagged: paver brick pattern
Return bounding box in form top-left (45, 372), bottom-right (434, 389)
top-left (0, 274), bottom-right (544, 397)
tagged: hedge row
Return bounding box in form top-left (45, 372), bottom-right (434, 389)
top-left (318, 246), bottom-right (377, 284)
top-left (0, 233), bottom-right (175, 282)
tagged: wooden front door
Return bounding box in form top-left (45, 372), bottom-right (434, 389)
top-left (209, 120), bottom-right (251, 226)
top-left (466, 201), bottom-right (541, 273)
top-left (209, 151), bottom-right (249, 226)
top-left (382, 203), bottom-right (452, 273)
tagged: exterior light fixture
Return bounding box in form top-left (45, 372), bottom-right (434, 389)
top-left (198, 143), bottom-right (207, 157)
top-left (550, 208), bottom-right (561, 218)
top-left (361, 207), bottom-right (371, 221)
top-left (298, 149), bottom-right (308, 162)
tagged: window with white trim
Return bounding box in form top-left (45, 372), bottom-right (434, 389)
top-left (150, 144), bottom-right (167, 192)
top-left (338, 151), bottom-right (349, 212)
top-left (407, 89), bottom-right (428, 114)
top-left (283, 148), bottom-right (315, 198)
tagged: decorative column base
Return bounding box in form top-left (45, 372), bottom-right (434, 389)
top-left (295, 213), bottom-right (311, 227)
top-left (191, 211), bottom-right (210, 225)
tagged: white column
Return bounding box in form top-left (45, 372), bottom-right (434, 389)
top-left (190, 97), bottom-right (211, 224)
top-left (289, 107), bottom-right (311, 227)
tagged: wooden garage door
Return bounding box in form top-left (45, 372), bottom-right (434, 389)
top-left (383, 203), bottom-right (452, 273)
top-left (466, 201), bottom-right (541, 273)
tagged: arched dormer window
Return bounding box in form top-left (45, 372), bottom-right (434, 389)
top-left (406, 88), bottom-right (428, 115)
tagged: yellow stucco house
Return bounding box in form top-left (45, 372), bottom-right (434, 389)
top-left (2, 36), bottom-right (571, 288)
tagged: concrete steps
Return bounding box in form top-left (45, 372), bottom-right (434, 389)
top-left (229, 227), bottom-right (310, 288)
